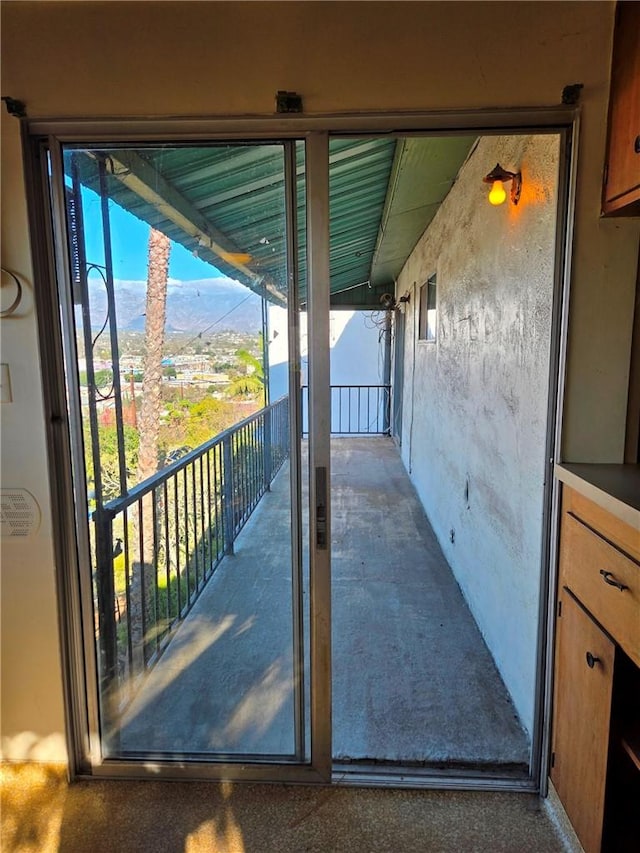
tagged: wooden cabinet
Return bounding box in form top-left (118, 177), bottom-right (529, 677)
top-left (551, 486), bottom-right (640, 852)
top-left (602, 1), bottom-right (640, 216)
top-left (560, 514), bottom-right (640, 667)
top-left (552, 592), bottom-right (615, 852)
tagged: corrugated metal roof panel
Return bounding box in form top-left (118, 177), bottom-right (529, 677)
top-left (67, 135), bottom-right (472, 308)
top-left (296, 138), bottom-right (396, 300)
top-left (370, 137), bottom-right (475, 287)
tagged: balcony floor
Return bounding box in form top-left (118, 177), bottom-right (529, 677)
top-left (118, 437), bottom-right (529, 770)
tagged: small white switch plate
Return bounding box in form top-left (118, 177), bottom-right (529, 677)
top-left (0, 364), bottom-right (12, 403)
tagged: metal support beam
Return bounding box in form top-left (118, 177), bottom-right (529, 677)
top-left (96, 156), bottom-right (129, 495)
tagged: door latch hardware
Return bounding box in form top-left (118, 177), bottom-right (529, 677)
top-left (315, 466), bottom-right (327, 550)
top-left (599, 570), bottom-right (628, 592)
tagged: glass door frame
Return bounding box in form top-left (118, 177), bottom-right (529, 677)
top-left (24, 108), bottom-right (578, 790)
top-left (31, 131), bottom-right (333, 783)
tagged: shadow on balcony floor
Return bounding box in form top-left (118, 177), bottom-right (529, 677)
top-left (117, 437), bottom-right (529, 770)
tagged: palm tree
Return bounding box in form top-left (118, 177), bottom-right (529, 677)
top-left (227, 347), bottom-right (265, 403)
top-left (131, 227), bottom-right (171, 669)
top-left (137, 227), bottom-right (171, 482)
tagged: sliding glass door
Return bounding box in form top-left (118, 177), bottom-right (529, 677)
top-left (35, 117), bottom-right (571, 788)
top-left (47, 136), bottom-right (331, 777)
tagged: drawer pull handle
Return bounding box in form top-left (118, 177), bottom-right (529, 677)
top-left (586, 652), bottom-right (600, 669)
top-left (600, 570), bottom-right (629, 592)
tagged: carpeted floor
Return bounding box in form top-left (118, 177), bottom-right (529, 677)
top-left (1, 763), bottom-right (574, 853)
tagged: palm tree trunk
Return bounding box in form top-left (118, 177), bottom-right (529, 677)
top-left (130, 228), bottom-right (171, 674)
top-left (137, 228), bottom-right (171, 481)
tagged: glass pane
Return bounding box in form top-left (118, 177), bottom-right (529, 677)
top-left (329, 133), bottom-right (561, 776)
top-left (61, 143), bottom-right (306, 760)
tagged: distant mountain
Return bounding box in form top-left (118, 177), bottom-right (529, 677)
top-left (86, 276), bottom-right (263, 334)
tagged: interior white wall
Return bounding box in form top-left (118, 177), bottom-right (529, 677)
top-left (397, 135), bottom-right (560, 735)
top-left (1, 113), bottom-right (67, 762)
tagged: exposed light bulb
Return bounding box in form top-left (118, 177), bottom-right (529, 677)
top-left (488, 180), bottom-right (507, 206)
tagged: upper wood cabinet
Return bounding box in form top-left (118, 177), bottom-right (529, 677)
top-left (602, 1), bottom-right (640, 216)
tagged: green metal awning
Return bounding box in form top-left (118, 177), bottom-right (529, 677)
top-left (370, 137), bottom-right (478, 286)
top-left (69, 135), bottom-right (474, 309)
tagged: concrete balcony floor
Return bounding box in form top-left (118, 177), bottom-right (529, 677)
top-left (117, 437), bottom-right (529, 771)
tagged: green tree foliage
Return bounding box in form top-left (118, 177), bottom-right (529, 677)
top-left (78, 368), bottom-right (113, 388)
top-left (85, 423), bottom-right (140, 503)
top-left (236, 347), bottom-right (264, 379)
top-left (227, 347), bottom-right (265, 401)
top-left (227, 373), bottom-right (265, 398)
top-left (124, 369), bottom-right (144, 382)
top-left (185, 398), bottom-right (229, 447)
top-left (159, 397), bottom-right (231, 452)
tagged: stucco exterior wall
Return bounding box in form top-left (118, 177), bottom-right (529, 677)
top-left (268, 309), bottom-right (385, 403)
top-left (397, 135), bottom-right (560, 734)
top-left (1, 1), bottom-right (638, 765)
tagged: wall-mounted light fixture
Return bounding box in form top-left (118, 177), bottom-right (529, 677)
top-left (482, 164), bottom-right (522, 206)
top-left (394, 291), bottom-right (411, 313)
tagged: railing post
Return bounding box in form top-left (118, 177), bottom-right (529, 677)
top-left (263, 404), bottom-right (273, 491)
top-left (94, 507), bottom-right (118, 726)
top-left (285, 395), bottom-right (291, 458)
top-left (383, 385), bottom-right (391, 435)
top-left (222, 433), bottom-right (235, 555)
top-left (382, 310), bottom-right (392, 434)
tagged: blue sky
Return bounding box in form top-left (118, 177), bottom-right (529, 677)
top-left (80, 184), bottom-right (224, 282)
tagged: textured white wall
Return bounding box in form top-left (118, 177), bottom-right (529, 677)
top-left (0, 113), bottom-right (67, 762)
top-left (268, 309), bottom-right (385, 403)
top-left (397, 135), bottom-right (560, 734)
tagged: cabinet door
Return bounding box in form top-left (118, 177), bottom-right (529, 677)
top-left (551, 590), bottom-right (615, 853)
top-left (603, 1), bottom-right (640, 213)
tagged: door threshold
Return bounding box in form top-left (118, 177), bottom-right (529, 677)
top-left (332, 761), bottom-right (537, 792)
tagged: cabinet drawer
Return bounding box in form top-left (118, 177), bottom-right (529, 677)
top-left (560, 513), bottom-right (640, 667)
top-left (551, 590), bottom-right (614, 853)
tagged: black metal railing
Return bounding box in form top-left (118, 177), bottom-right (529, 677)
top-left (301, 384), bottom-right (391, 435)
top-left (94, 395), bottom-right (290, 707)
